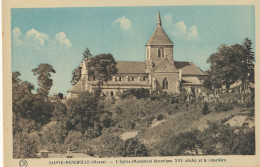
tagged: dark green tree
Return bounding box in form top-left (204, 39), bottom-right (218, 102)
top-left (71, 47), bottom-right (93, 85)
top-left (32, 64), bottom-right (56, 97)
top-left (82, 47), bottom-right (93, 61)
top-left (207, 39), bottom-right (254, 90)
top-left (87, 54), bottom-right (118, 87)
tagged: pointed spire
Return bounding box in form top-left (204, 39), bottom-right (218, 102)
top-left (157, 12), bottom-right (162, 27)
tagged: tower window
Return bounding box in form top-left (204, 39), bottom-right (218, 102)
top-left (158, 48), bottom-right (164, 58)
top-left (162, 78), bottom-right (168, 90)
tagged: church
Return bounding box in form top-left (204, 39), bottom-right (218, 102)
top-left (67, 13), bottom-right (207, 98)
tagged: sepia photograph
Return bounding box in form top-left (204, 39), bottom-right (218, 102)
top-left (2, 1), bottom-right (260, 166)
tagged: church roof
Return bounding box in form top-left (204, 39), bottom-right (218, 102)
top-left (68, 80), bottom-right (82, 92)
top-left (117, 61), bottom-right (146, 74)
top-left (115, 61), bottom-right (206, 76)
top-left (146, 13), bottom-right (173, 46)
top-left (182, 77), bottom-right (202, 85)
top-left (146, 26), bottom-right (173, 46)
top-left (175, 61), bottom-right (206, 76)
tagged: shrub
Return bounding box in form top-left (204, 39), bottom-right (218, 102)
top-left (119, 88), bottom-right (150, 99)
top-left (13, 131), bottom-right (39, 158)
top-left (202, 102), bottom-right (210, 115)
top-left (212, 102), bottom-right (234, 112)
top-left (157, 114), bottom-right (164, 121)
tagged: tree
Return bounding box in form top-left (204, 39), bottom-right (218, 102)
top-left (32, 64), bottom-right (56, 97)
top-left (87, 54), bottom-right (118, 86)
top-left (71, 47), bottom-right (93, 85)
top-left (82, 47), bottom-right (93, 61)
top-left (241, 38), bottom-right (255, 90)
top-left (65, 91), bottom-right (99, 133)
top-left (207, 39), bottom-right (254, 90)
top-left (13, 131), bottom-right (39, 158)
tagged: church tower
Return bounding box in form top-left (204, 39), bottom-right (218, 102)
top-left (146, 12), bottom-right (174, 70)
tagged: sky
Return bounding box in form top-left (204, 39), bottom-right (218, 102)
top-left (11, 5), bottom-right (255, 95)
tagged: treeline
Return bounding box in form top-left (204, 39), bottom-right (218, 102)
top-left (206, 38), bottom-right (254, 90)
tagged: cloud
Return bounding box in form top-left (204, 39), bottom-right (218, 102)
top-left (113, 16), bottom-right (132, 30)
top-left (12, 27), bottom-right (23, 46)
top-left (25, 28), bottom-right (49, 48)
top-left (12, 27), bottom-right (72, 50)
top-left (163, 14), bottom-right (199, 40)
top-left (54, 32), bottom-right (72, 48)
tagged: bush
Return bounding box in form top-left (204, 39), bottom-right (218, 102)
top-left (212, 102), bottom-right (234, 112)
top-left (202, 102), bottom-right (210, 115)
top-left (157, 114), bottom-right (164, 121)
top-left (13, 131), bottom-right (40, 158)
top-left (119, 88), bottom-right (150, 99)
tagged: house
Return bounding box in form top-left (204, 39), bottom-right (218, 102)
top-left (67, 12), bottom-right (207, 98)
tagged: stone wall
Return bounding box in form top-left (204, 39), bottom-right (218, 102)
top-left (153, 72), bottom-right (180, 93)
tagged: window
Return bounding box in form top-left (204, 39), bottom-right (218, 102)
top-left (158, 48), bottom-right (164, 57)
top-left (162, 78), bottom-right (168, 89)
top-left (93, 76), bottom-right (95, 81)
top-left (132, 77), bottom-right (134, 81)
top-left (119, 77), bottom-right (122, 81)
top-left (110, 91), bottom-right (114, 96)
top-left (143, 77), bottom-right (146, 81)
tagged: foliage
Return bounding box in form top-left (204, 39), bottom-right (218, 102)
top-left (65, 91), bottom-right (99, 133)
top-left (207, 38), bottom-right (254, 89)
top-left (52, 102), bottom-right (67, 122)
top-left (40, 122), bottom-right (67, 153)
top-left (157, 114), bottom-right (164, 121)
top-left (87, 54), bottom-right (118, 86)
top-left (12, 72), bottom-right (53, 134)
top-left (64, 131), bottom-right (84, 152)
top-left (202, 102), bottom-right (210, 115)
top-left (32, 64), bottom-right (56, 97)
top-left (101, 136), bottom-right (149, 157)
top-left (82, 47), bottom-right (93, 61)
top-left (201, 122), bottom-right (255, 155)
top-left (156, 121), bottom-right (255, 156)
top-left (212, 102), bottom-right (234, 112)
top-left (13, 131), bottom-right (39, 158)
top-left (71, 48), bottom-right (93, 85)
top-left (157, 129), bottom-right (202, 156)
top-left (71, 66), bottom-right (82, 86)
top-left (119, 88), bottom-right (150, 99)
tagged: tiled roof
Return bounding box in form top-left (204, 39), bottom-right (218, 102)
top-left (68, 80), bottom-right (82, 92)
top-left (117, 61), bottom-right (146, 74)
top-left (182, 77), bottom-right (202, 85)
top-left (175, 61), bottom-right (206, 75)
top-left (146, 26), bottom-right (173, 46)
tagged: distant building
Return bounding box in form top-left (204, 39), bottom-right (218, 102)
top-left (68, 12), bottom-right (207, 98)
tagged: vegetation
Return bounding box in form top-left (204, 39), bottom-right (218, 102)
top-left (71, 47), bottom-right (93, 85)
top-left (87, 54), bottom-right (118, 86)
top-left (12, 41), bottom-right (255, 158)
top-left (207, 38), bottom-right (254, 90)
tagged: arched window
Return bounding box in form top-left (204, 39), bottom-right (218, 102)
top-left (110, 91), bottom-right (114, 96)
top-left (162, 78), bottom-right (168, 89)
top-left (158, 48), bottom-right (164, 57)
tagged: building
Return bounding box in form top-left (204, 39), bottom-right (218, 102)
top-left (68, 12), bottom-right (207, 98)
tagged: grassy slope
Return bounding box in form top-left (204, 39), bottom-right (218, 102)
top-left (93, 97), bottom-right (251, 148)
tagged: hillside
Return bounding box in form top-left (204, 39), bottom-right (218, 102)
top-left (85, 95), bottom-right (254, 156)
